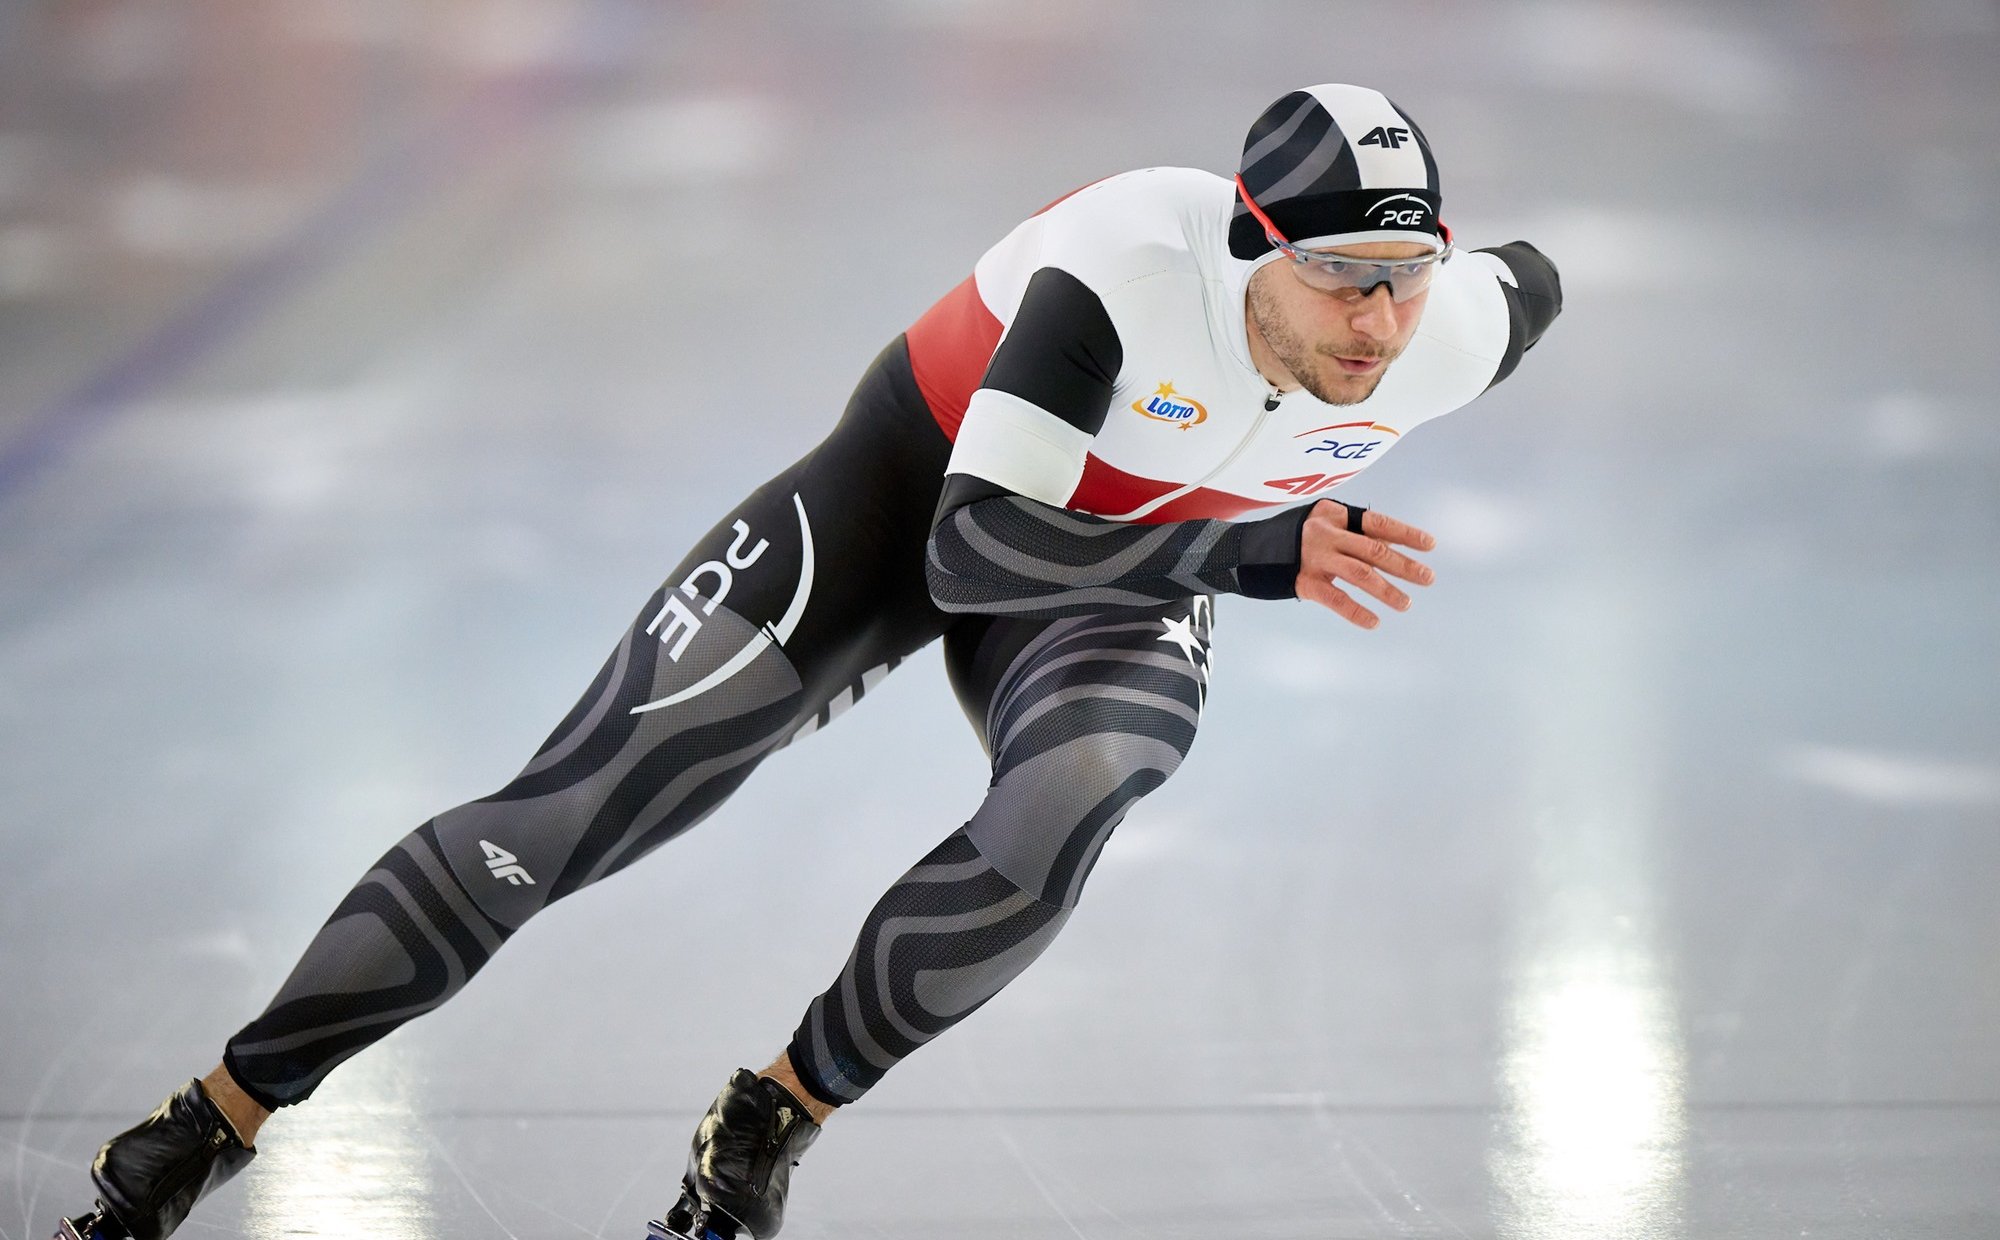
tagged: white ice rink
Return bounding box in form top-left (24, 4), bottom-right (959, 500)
top-left (3, 2), bottom-right (1997, 1237)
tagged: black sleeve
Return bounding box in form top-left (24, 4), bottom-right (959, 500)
top-left (925, 483), bottom-right (1312, 618)
top-left (980, 266), bottom-right (1122, 434)
top-left (1479, 240), bottom-right (1563, 390)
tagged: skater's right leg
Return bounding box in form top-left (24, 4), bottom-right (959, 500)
top-left (62, 337), bottom-right (954, 1238)
top-left (218, 535), bottom-right (810, 1112)
top-left (223, 338), bottom-right (956, 1113)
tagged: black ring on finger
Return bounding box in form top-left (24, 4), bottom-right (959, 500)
top-left (1343, 502), bottom-right (1369, 534)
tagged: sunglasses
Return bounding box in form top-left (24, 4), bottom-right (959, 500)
top-left (1235, 176), bottom-right (1452, 303)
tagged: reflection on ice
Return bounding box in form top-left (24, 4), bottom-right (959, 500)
top-left (1494, 929), bottom-right (1687, 1238)
top-left (241, 1054), bottom-right (437, 1238)
top-left (1489, 584), bottom-right (1687, 1239)
top-left (1778, 742), bottom-right (2000, 806)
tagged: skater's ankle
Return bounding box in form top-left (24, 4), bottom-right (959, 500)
top-left (757, 1056), bottom-right (837, 1126)
top-left (201, 1063), bottom-right (271, 1147)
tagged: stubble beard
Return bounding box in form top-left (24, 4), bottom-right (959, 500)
top-left (1248, 274), bottom-right (1395, 407)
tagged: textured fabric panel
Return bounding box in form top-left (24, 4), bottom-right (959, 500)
top-left (965, 608), bottom-right (1208, 904)
top-left (226, 823), bottom-right (505, 1108)
top-left (927, 494), bottom-right (1306, 617)
top-left (797, 828), bottom-right (1071, 1104)
top-left (787, 597), bottom-right (1213, 1105)
top-left (223, 594), bottom-right (810, 1108)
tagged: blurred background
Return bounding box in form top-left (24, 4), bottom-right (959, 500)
top-left (2, 1), bottom-right (1996, 1237)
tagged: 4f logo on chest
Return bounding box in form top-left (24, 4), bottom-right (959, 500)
top-left (1264, 472), bottom-right (1357, 497)
top-left (1357, 126), bottom-right (1413, 150)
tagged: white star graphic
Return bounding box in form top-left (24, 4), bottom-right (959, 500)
top-left (1157, 614), bottom-right (1204, 667)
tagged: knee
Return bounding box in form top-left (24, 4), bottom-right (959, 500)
top-left (966, 724), bottom-right (1190, 910)
top-left (427, 769), bottom-right (674, 931)
top-left (998, 694), bottom-right (1197, 809)
top-left (1061, 717), bottom-right (1193, 790)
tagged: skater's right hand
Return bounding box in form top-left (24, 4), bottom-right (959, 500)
top-left (1294, 500), bottom-right (1436, 630)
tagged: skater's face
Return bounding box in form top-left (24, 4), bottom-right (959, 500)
top-left (1246, 241), bottom-right (1432, 407)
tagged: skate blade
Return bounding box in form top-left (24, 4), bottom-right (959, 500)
top-left (55, 1215), bottom-right (113, 1240)
top-left (645, 1220), bottom-right (734, 1240)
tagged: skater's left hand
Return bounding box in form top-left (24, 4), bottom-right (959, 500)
top-left (1293, 499), bottom-right (1436, 630)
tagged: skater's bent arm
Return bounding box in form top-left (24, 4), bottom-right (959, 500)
top-left (925, 482), bottom-right (1312, 617)
top-left (921, 264), bottom-right (1434, 624)
top-left (919, 264), bottom-right (1312, 617)
top-left (929, 486), bottom-right (1437, 627)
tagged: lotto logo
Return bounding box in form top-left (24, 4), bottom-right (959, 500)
top-left (1133, 381), bottom-right (1207, 429)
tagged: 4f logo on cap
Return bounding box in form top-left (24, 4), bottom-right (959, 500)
top-left (1357, 126), bottom-right (1413, 149)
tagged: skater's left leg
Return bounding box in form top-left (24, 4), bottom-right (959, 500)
top-left (660, 597), bottom-right (1213, 1238)
top-left (786, 595), bottom-right (1215, 1107)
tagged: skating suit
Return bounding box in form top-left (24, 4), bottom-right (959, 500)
top-left (223, 167), bottom-right (1562, 1111)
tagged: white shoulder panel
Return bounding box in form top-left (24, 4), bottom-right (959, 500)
top-left (1364, 250), bottom-right (1512, 420)
top-left (971, 168), bottom-right (1222, 325)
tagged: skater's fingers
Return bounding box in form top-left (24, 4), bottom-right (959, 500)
top-left (1298, 573), bottom-right (1380, 629)
top-left (1357, 508), bottom-right (1436, 551)
top-left (1327, 555), bottom-right (1411, 613)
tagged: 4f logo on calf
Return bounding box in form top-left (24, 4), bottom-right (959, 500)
top-left (480, 840), bottom-right (535, 886)
top-left (646, 519), bottom-right (771, 661)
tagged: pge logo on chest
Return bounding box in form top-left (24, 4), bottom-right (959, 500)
top-left (1295, 420), bottom-right (1400, 460)
top-left (1305, 438), bottom-right (1379, 461)
top-left (1134, 381), bottom-right (1206, 429)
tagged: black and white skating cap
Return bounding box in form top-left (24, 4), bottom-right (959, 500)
top-left (1228, 83), bottom-right (1446, 260)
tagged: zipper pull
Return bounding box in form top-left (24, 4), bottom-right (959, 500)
top-left (1263, 392), bottom-right (1281, 411)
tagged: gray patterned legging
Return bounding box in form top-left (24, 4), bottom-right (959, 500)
top-left (790, 599), bottom-right (1211, 1105)
top-left (222, 339), bottom-right (1213, 1111)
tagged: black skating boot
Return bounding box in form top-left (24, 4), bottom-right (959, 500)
top-left (647, 1069), bottom-right (821, 1240)
top-left (53, 1079), bottom-right (254, 1240)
